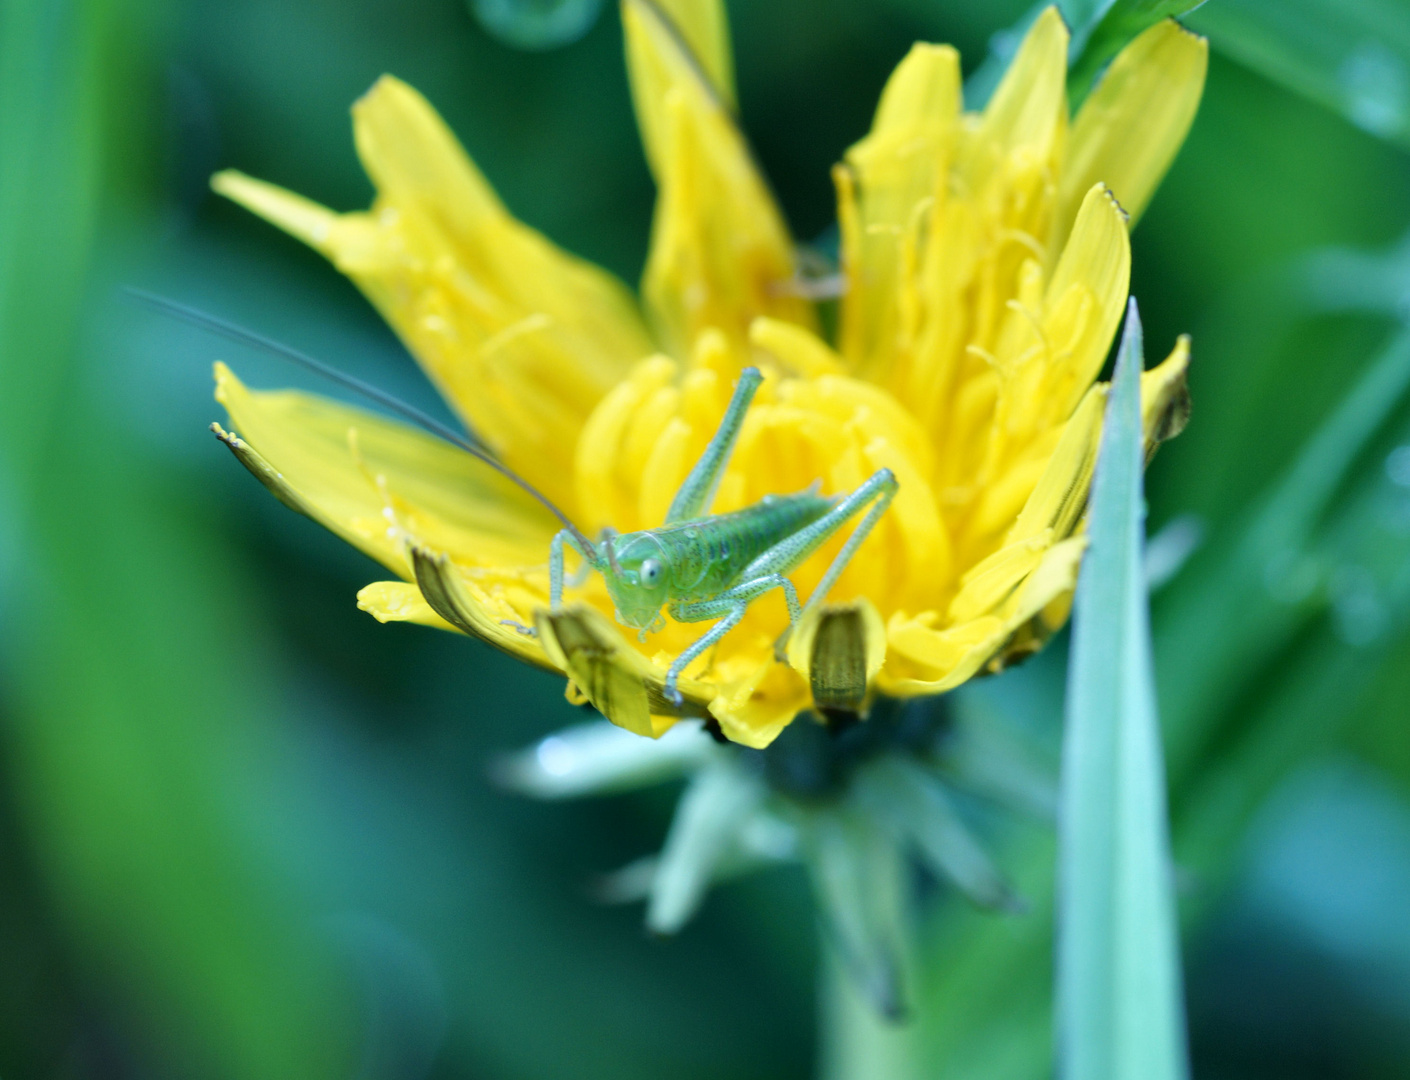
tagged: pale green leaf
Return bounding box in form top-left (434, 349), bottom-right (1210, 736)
top-left (493, 719), bottom-right (716, 799)
top-left (647, 760), bottom-right (764, 933)
top-left (858, 758), bottom-right (1021, 912)
top-left (1057, 300), bottom-right (1188, 1080)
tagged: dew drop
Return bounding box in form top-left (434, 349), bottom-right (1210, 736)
top-left (469, 0), bottom-right (605, 50)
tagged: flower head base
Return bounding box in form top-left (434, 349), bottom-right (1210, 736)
top-left (210, 2), bottom-right (1205, 747)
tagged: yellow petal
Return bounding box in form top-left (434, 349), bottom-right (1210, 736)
top-left (778, 374), bottom-right (936, 482)
top-left (881, 535), bottom-right (1084, 695)
top-left (891, 7), bottom-right (1070, 473)
top-left (881, 614), bottom-right (1004, 694)
top-left (1006, 383), bottom-right (1107, 545)
top-left (954, 185), bottom-right (1125, 553)
top-left (410, 546), bottom-right (555, 669)
top-left (357, 580), bottom-right (457, 631)
top-left (837, 43), bottom-right (961, 380)
top-left (215, 363), bottom-right (556, 577)
top-left (1055, 19), bottom-right (1208, 247)
top-left (573, 355), bottom-right (681, 534)
top-left (535, 605), bottom-right (712, 737)
top-left (946, 531), bottom-right (1052, 624)
top-left (965, 6), bottom-right (1069, 194)
top-left (211, 171), bottom-right (398, 299)
top-left (982, 533), bottom-right (1086, 672)
top-left (749, 317), bottom-right (846, 377)
top-left (213, 75), bottom-right (653, 512)
top-left (209, 173), bottom-right (343, 251)
top-left (649, 0), bottom-right (736, 107)
top-left (1001, 534), bottom-right (1085, 626)
top-left (623, 0), bottom-right (813, 357)
top-left (708, 658), bottom-right (810, 749)
top-left (1141, 333), bottom-right (1192, 455)
top-left (1025, 183), bottom-right (1131, 427)
top-left (989, 573), bottom-right (1075, 672)
top-left (351, 77), bottom-right (649, 379)
top-left (975, 331), bottom-right (1188, 558)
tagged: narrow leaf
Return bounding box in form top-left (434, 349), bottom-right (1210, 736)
top-left (647, 760), bottom-right (764, 933)
top-left (1057, 300), bottom-right (1188, 1080)
top-left (860, 758), bottom-right (1022, 913)
top-left (493, 720), bottom-right (715, 800)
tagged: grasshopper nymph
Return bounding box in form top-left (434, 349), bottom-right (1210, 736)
top-left (132, 294), bottom-right (896, 711)
top-left (529, 367), bottom-right (897, 706)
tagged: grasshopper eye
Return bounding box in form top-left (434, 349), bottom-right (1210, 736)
top-left (640, 558), bottom-right (663, 588)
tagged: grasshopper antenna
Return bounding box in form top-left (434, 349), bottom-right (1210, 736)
top-left (127, 288), bottom-right (599, 555)
top-left (127, 288), bottom-right (488, 453)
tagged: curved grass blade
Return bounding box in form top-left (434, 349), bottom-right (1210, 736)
top-left (1057, 300), bottom-right (1188, 1080)
top-left (1188, 0), bottom-right (1410, 148)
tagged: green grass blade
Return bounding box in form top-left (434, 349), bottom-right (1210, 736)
top-left (1189, 0), bottom-right (1410, 148)
top-left (1057, 300), bottom-right (1188, 1080)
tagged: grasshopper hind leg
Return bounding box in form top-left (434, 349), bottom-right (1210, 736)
top-left (767, 468), bottom-right (899, 660)
top-left (663, 605), bottom-right (747, 707)
top-left (663, 573), bottom-right (801, 706)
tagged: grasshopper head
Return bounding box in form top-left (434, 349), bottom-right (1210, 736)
top-left (601, 531), bottom-right (669, 631)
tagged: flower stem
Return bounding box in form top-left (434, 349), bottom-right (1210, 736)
top-left (817, 925), bottom-right (919, 1080)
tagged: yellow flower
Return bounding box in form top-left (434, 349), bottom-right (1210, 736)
top-left (209, 2), bottom-right (1206, 748)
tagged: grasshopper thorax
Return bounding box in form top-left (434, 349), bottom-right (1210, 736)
top-left (601, 531), bottom-right (670, 631)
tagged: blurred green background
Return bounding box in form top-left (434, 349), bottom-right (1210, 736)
top-left (2, 0), bottom-right (1409, 1077)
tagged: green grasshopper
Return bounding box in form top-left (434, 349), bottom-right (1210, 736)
top-left (528, 367), bottom-right (897, 705)
top-left (133, 293), bottom-right (897, 708)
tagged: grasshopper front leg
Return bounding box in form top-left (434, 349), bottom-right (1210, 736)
top-left (663, 573), bottom-right (802, 706)
top-left (664, 367), bottom-right (763, 524)
top-left (504, 527), bottom-right (601, 636)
